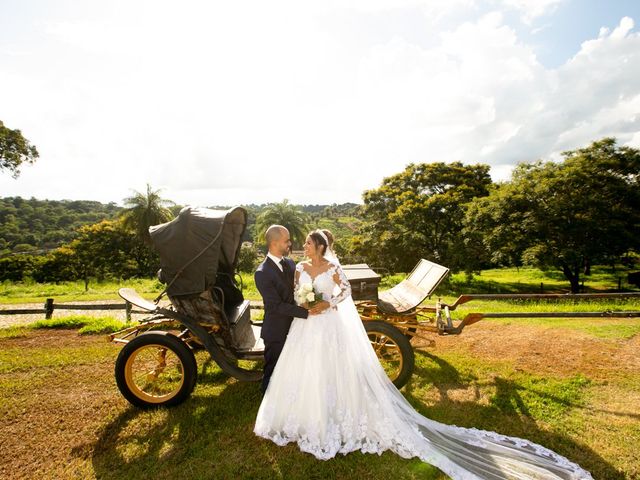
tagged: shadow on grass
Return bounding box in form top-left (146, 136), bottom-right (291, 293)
top-left (88, 359), bottom-right (444, 480)
top-left (403, 350), bottom-right (625, 480)
top-left (88, 351), bottom-right (625, 479)
top-left (89, 376), bottom-right (267, 480)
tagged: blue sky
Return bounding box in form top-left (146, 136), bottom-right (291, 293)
top-left (517, 0), bottom-right (640, 67)
top-left (1, 0), bottom-right (639, 206)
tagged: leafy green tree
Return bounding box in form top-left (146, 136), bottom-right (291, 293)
top-left (34, 247), bottom-right (78, 283)
top-left (0, 120), bottom-right (39, 178)
top-left (62, 220), bottom-right (139, 290)
top-left (0, 254), bottom-right (39, 281)
top-left (120, 184), bottom-right (174, 245)
top-left (254, 199), bottom-right (309, 249)
top-left (352, 162), bottom-right (493, 272)
top-left (465, 138), bottom-right (640, 292)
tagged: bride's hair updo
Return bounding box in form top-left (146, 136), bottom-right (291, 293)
top-left (308, 230), bottom-right (328, 256)
top-left (321, 229), bottom-right (334, 248)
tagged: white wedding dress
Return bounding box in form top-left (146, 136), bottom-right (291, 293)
top-left (254, 261), bottom-right (593, 480)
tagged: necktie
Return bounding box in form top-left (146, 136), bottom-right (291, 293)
top-left (279, 259), bottom-right (288, 275)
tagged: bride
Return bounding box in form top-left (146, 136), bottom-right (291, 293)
top-left (254, 230), bottom-right (593, 479)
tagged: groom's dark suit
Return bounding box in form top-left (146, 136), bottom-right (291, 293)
top-left (255, 256), bottom-right (308, 393)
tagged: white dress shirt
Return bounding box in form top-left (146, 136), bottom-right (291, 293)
top-left (266, 252), bottom-right (284, 272)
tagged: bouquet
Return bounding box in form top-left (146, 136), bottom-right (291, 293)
top-left (295, 282), bottom-right (323, 307)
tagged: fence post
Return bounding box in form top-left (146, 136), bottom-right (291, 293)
top-left (45, 298), bottom-right (54, 319)
top-left (540, 282), bottom-right (543, 293)
top-left (125, 301), bottom-right (132, 322)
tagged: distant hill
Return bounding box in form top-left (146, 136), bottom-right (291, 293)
top-left (0, 197), bottom-right (362, 256)
top-left (0, 197), bottom-right (123, 256)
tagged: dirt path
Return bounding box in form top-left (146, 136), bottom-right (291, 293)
top-left (415, 320), bottom-right (640, 380)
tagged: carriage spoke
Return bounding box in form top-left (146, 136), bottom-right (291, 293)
top-left (125, 344), bottom-right (186, 402)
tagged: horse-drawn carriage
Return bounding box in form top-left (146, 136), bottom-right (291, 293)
top-left (111, 206), bottom-right (474, 408)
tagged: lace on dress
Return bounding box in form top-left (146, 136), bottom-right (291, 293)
top-left (294, 261), bottom-right (352, 309)
top-left (327, 263), bottom-right (351, 307)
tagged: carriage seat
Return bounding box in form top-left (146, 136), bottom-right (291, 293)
top-left (377, 259), bottom-right (450, 314)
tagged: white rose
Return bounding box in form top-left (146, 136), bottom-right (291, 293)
top-left (301, 283), bottom-right (313, 293)
top-left (306, 292), bottom-right (316, 302)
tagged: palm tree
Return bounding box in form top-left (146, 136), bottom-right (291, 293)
top-left (120, 183), bottom-right (174, 244)
top-left (254, 199), bottom-right (308, 248)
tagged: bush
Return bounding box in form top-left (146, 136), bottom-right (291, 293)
top-left (237, 242), bottom-right (260, 273)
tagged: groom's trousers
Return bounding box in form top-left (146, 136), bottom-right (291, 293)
top-left (262, 340), bottom-right (285, 394)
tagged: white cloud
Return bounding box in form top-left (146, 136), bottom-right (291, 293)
top-left (0, 3), bottom-right (638, 206)
top-left (501, 0), bottom-right (565, 24)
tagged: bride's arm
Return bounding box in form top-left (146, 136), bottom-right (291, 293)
top-left (328, 263), bottom-right (352, 307)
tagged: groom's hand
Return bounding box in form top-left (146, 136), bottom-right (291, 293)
top-left (309, 301), bottom-right (330, 315)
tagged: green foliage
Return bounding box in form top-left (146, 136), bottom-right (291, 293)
top-left (352, 162), bottom-right (493, 272)
top-left (0, 120), bottom-right (39, 178)
top-left (0, 219), bottom-right (160, 286)
top-left (54, 219), bottom-right (143, 289)
top-left (0, 196), bottom-right (123, 254)
top-left (237, 242), bottom-right (260, 273)
top-left (465, 138), bottom-right (640, 292)
top-left (0, 253), bottom-right (44, 281)
top-left (254, 199), bottom-right (309, 249)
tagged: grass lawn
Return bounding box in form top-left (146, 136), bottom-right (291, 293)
top-left (0, 275), bottom-right (259, 305)
top-left (0, 313), bottom-right (638, 479)
top-left (1, 265), bottom-right (637, 305)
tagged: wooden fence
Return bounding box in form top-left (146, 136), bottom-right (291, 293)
top-left (0, 299), bottom-right (147, 321)
top-left (0, 298), bottom-right (266, 322)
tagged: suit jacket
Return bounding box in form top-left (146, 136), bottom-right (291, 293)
top-left (255, 256), bottom-right (308, 343)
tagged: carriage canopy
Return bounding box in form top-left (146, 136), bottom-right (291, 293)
top-left (149, 206), bottom-right (247, 296)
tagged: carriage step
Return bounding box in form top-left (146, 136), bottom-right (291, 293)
top-left (118, 288), bottom-right (160, 312)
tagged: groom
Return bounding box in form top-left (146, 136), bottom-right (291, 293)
top-left (254, 225), bottom-right (309, 394)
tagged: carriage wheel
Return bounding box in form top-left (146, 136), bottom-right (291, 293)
top-left (115, 331), bottom-right (197, 409)
top-left (364, 321), bottom-right (415, 389)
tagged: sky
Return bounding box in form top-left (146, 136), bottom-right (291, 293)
top-left (1, 0), bottom-right (639, 207)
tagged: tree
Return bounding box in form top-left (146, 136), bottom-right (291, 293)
top-left (61, 220), bottom-right (139, 290)
top-left (254, 199), bottom-right (309, 249)
top-left (352, 162), bottom-right (493, 272)
top-left (0, 120), bottom-right (39, 178)
top-left (465, 138), bottom-right (640, 292)
top-left (120, 184), bottom-right (174, 245)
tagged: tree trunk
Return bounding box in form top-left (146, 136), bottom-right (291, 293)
top-left (562, 264), bottom-right (580, 293)
top-left (583, 258), bottom-right (591, 276)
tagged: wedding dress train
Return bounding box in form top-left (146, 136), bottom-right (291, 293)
top-left (254, 262), bottom-right (593, 480)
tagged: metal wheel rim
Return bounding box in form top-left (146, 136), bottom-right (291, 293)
top-left (367, 332), bottom-right (403, 381)
top-left (124, 344), bottom-right (185, 403)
